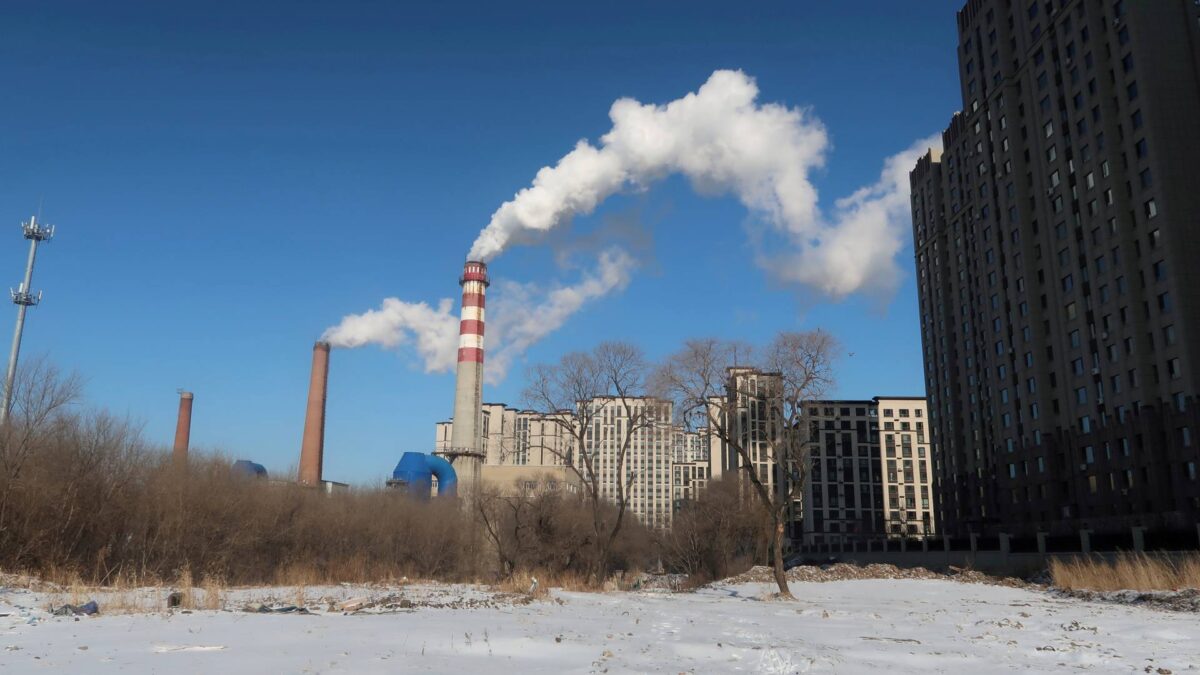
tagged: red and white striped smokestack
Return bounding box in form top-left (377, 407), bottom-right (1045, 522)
top-left (298, 341), bottom-right (330, 487)
top-left (172, 391), bottom-right (193, 466)
top-left (449, 260), bottom-right (489, 490)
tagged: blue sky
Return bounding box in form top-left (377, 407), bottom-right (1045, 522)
top-left (0, 1), bottom-right (964, 483)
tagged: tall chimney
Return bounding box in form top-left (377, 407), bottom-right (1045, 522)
top-left (448, 260), bottom-right (489, 493)
top-left (172, 391), bottom-right (193, 465)
top-left (298, 341), bottom-right (330, 486)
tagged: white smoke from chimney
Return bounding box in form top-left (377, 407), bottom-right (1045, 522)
top-left (320, 247), bottom-right (635, 382)
top-left (484, 247), bottom-right (634, 383)
top-left (321, 298), bottom-right (459, 373)
top-left (468, 69), bottom-right (938, 300)
top-left (759, 134), bottom-right (944, 298)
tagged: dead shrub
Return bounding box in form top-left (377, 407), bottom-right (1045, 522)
top-left (660, 477), bottom-right (769, 583)
top-left (0, 360), bottom-right (483, 585)
top-left (475, 477), bottom-right (656, 583)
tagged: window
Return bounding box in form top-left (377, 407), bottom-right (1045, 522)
top-left (1168, 358), bottom-right (1182, 380)
top-left (1145, 199), bottom-right (1158, 218)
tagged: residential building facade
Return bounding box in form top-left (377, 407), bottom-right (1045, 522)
top-left (912, 0), bottom-right (1200, 536)
top-left (804, 398), bottom-right (936, 544)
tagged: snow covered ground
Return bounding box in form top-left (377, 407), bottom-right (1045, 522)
top-left (1, 578), bottom-right (1196, 673)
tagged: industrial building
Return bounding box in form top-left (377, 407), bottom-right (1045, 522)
top-left (911, 0), bottom-right (1200, 537)
top-left (435, 397), bottom-right (707, 529)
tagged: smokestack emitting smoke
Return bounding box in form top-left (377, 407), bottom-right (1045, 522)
top-left (172, 391), bottom-right (193, 465)
top-left (448, 261), bottom-right (489, 489)
top-left (298, 341), bottom-right (330, 486)
top-left (469, 69), bottom-right (938, 299)
top-left (320, 247), bottom-right (633, 383)
top-left (321, 69), bottom-right (938, 382)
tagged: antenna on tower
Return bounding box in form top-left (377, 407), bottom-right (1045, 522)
top-left (1, 215), bottom-right (56, 426)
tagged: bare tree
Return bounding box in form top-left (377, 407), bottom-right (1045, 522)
top-left (656, 331), bottom-right (838, 598)
top-left (521, 341), bottom-right (656, 581)
top-left (0, 357), bottom-right (84, 540)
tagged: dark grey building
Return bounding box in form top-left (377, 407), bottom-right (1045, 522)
top-left (911, 0), bottom-right (1200, 537)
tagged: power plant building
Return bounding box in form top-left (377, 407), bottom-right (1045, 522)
top-left (436, 397), bottom-right (705, 529)
top-left (911, 0), bottom-right (1200, 537)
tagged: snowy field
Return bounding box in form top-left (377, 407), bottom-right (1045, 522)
top-left (2, 578), bottom-right (1196, 673)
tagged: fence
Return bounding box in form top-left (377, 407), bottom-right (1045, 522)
top-left (790, 524), bottom-right (1200, 577)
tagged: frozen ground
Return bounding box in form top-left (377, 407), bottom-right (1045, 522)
top-left (1, 578), bottom-right (1196, 673)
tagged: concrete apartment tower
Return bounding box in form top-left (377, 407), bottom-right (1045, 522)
top-left (445, 260), bottom-right (489, 495)
top-left (911, 0), bottom-right (1200, 537)
top-left (298, 341), bottom-right (330, 486)
top-left (172, 391), bottom-right (193, 465)
top-left (803, 398), bottom-right (936, 545)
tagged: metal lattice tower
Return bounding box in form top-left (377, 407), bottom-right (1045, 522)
top-left (1, 216), bottom-right (55, 426)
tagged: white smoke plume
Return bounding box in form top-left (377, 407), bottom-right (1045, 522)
top-left (320, 247), bottom-right (635, 383)
top-left (468, 68), bottom-right (939, 300)
top-left (484, 247), bottom-right (634, 383)
top-left (759, 134), bottom-right (943, 298)
top-left (321, 298), bottom-right (459, 373)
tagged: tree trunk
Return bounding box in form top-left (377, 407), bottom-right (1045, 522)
top-left (771, 519), bottom-right (793, 599)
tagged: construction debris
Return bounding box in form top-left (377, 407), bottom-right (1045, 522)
top-left (52, 601), bottom-right (99, 617)
top-left (720, 563), bottom-right (1033, 588)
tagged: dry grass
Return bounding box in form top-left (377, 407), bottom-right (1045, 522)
top-left (493, 569), bottom-right (611, 597)
top-left (1050, 553), bottom-right (1200, 592)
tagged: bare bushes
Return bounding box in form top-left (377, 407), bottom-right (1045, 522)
top-left (0, 365), bottom-right (476, 584)
top-left (660, 477), bottom-right (769, 584)
top-left (1, 432), bottom-right (477, 584)
top-left (1050, 554), bottom-right (1200, 592)
top-left (477, 477), bottom-right (657, 586)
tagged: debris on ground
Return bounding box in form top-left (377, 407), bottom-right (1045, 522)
top-left (627, 573), bottom-right (688, 593)
top-left (245, 604), bottom-right (312, 615)
top-left (720, 563), bottom-right (1032, 588)
top-left (1049, 588), bottom-right (1200, 613)
top-left (52, 601), bottom-right (99, 616)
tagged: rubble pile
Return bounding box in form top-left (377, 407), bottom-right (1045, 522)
top-left (721, 563), bottom-right (1032, 588)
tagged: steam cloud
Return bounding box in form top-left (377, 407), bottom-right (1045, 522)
top-left (469, 69), bottom-right (939, 300)
top-left (325, 70), bottom-right (939, 383)
top-left (321, 247), bottom-right (635, 383)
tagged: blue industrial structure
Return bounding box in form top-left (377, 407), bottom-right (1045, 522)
top-left (388, 452), bottom-right (457, 499)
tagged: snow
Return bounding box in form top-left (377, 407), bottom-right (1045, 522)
top-left (1, 579), bottom-right (1196, 673)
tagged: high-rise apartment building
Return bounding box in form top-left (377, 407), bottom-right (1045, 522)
top-left (671, 427), bottom-right (710, 508)
top-left (912, 0), bottom-right (1200, 536)
top-left (706, 367), bottom-right (806, 536)
top-left (804, 398), bottom-right (936, 544)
